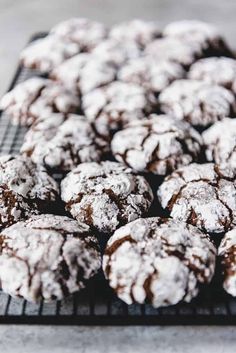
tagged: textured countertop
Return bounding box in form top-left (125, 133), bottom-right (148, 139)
top-left (1, 0), bottom-right (236, 351)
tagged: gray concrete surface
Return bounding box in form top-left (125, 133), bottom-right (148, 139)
top-left (0, 325), bottom-right (236, 353)
top-left (1, 0), bottom-right (236, 351)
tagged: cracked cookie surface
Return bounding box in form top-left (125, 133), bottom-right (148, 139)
top-left (20, 35), bottom-right (81, 74)
top-left (109, 19), bottom-right (161, 47)
top-left (82, 81), bottom-right (156, 139)
top-left (111, 114), bottom-right (203, 175)
top-left (50, 53), bottom-right (117, 94)
top-left (159, 79), bottom-right (236, 127)
top-left (0, 77), bottom-right (80, 126)
top-left (202, 118), bottom-right (236, 169)
top-left (50, 18), bottom-right (107, 51)
top-left (0, 155), bottom-right (59, 210)
top-left (158, 163), bottom-right (236, 233)
top-left (164, 20), bottom-right (233, 57)
top-left (144, 37), bottom-right (202, 68)
top-left (118, 57), bottom-right (185, 95)
top-left (61, 161), bottom-right (154, 234)
top-left (219, 228), bottom-right (236, 297)
top-left (103, 217), bottom-right (216, 307)
top-left (188, 57), bottom-right (236, 94)
top-left (0, 214), bottom-right (101, 302)
top-left (21, 114), bottom-right (109, 173)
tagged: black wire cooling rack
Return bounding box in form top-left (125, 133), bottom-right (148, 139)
top-left (0, 33), bottom-right (236, 325)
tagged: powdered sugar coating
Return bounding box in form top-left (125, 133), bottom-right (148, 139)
top-left (0, 214), bottom-right (101, 302)
top-left (0, 184), bottom-right (39, 231)
top-left (61, 161), bottom-right (154, 234)
top-left (51, 18), bottom-right (107, 51)
top-left (159, 79), bottom-right (236, 127)
top-left (109, 19), bottom-right (161, 47)
top-left (92, 39), bottom-right (141, 67)
top-left (20, 35), bottom-right (80, 74)
top-left (202, 118), bottom-right (236, 169)
top-left (0, 155), bottom-right (59, 205)
top-left (164, 20), bottom-right (232, 56)
top-left (51, 53), bottom-right (116, 94)
top-left (118, 57), bottom-right (185, 95)
top-left (188, 57), bottom-right (236, 94)
top-left (82, 81), bottom-right (157, 139)
top-left (103, 217), bottom-right (216, 307)
top-left (20, 113), bottom-right (68, 165)
top-left (158, 163), bottom-right (236, 233)
top-left (0, 77), bottom-right (80, 126)
top-left (26, 114), bottom-right (108, 172)
top-left (144, 37), bottom-right (202, 67)
top-left (111, 114), bottom-right (203, 175)
top-left (219, 228), bottom-right (236, 296)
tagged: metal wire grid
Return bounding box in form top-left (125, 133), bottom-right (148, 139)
top-left (0, 34), bottom-right (236, 325)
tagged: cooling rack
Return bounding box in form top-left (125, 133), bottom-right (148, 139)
top-left (0, 33), bottom-right (235, 325)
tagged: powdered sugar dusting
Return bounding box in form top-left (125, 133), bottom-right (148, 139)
top-left (0, 214), bottom-right (101, 302)
top-left (159, 79), bottom-right (236, 127)
top-left (203, 118), bottom-right (236, 169)
top-left (158, 163), bottom-right (236, 233)
top-left (61, 161), bottom-right (154, 233)
top-left (111, 114), bottom-right (203, 175)
top-left (103, 217), bottom-right (216, 307)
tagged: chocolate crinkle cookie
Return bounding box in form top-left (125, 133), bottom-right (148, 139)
top-left (82, 81), bottom-right (157, 139)
top-left (144, 37), bottom-right (203, 68)
top-left (109, 19), bottom-right (161, 48)
top-left (163, 20), bottom-right (233, 57)
top-left (158, 163), bottom-right (236, 234)
top-left (0, 155), bottom-right (59, 211)
top-left (91, 38), bottom-right (141, 67)
top-left (20, 35), bottom-right (80, 74)
top-left (0, 215), bottom-right (101, 302)
top-left (21, 114), bottom-right (108, 173)
top-left (50, 18), bottom-right (107, 51)
top-left (159, 79), bottom-right (236, 128)
top-left (61, 161), bottom-right (154, 234)
top-left (202, 118), bottom-right (236, 169)
top-left (0, 77), bottom-right (80, 126)
top-left (219, 228), bottom-right (236, 297)
top-left (103, 217), bottom-right (216, 307)
top-left (50, 53), bottom-right (117, 94)
top-left (117, 57), bottom-right (185, 95)
top-left (188, 57), bottom-right (236, 94)
top-left (111, 114), bottom-right (203, 175)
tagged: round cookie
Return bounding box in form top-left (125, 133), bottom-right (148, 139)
top-left (50, 53), bottom-right (116, 94)
top-left (82, 81), bottom-right (157, 139)
top-left (20, 112), bottom-right (68, 164)
top-left (0, 214), bottom-right (101, 302)
top-left (50, 18), bottom-right (107, 51)
top-left (103, 217), bottom-right (216, 307)
top-left (20, 35), bottom-right (80, 74)
top-left (0, 77), bottom-right (80, 126)
top-left (31, 114), bottom-right (108, 172)
top-left (159, 79), bottom-right (236, 128)
top-left (219, 228), bottom-right (236, 296)
top-left (188, 57), bottom-right (236, 94)
top-left (0, 155), bottom-right (59, 211)
top-left (144, 37), bottom-right (202, 68)
top-left (61, 161), bottom-right (154, 234)
top-left (111, 114), bottom-right (203, 175)
top-left (158, 163), bottom-right (236, 234)
top-left (163, 20), bottom-right (233, 57)
top-left (202, 118), bottom-right (236, 169)
top-left (109, 19), bottom-right (161, 47)
top-left (118, 57), bottom-right (185, 95)
top-left (92, 38), bottom-right (141, 67)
